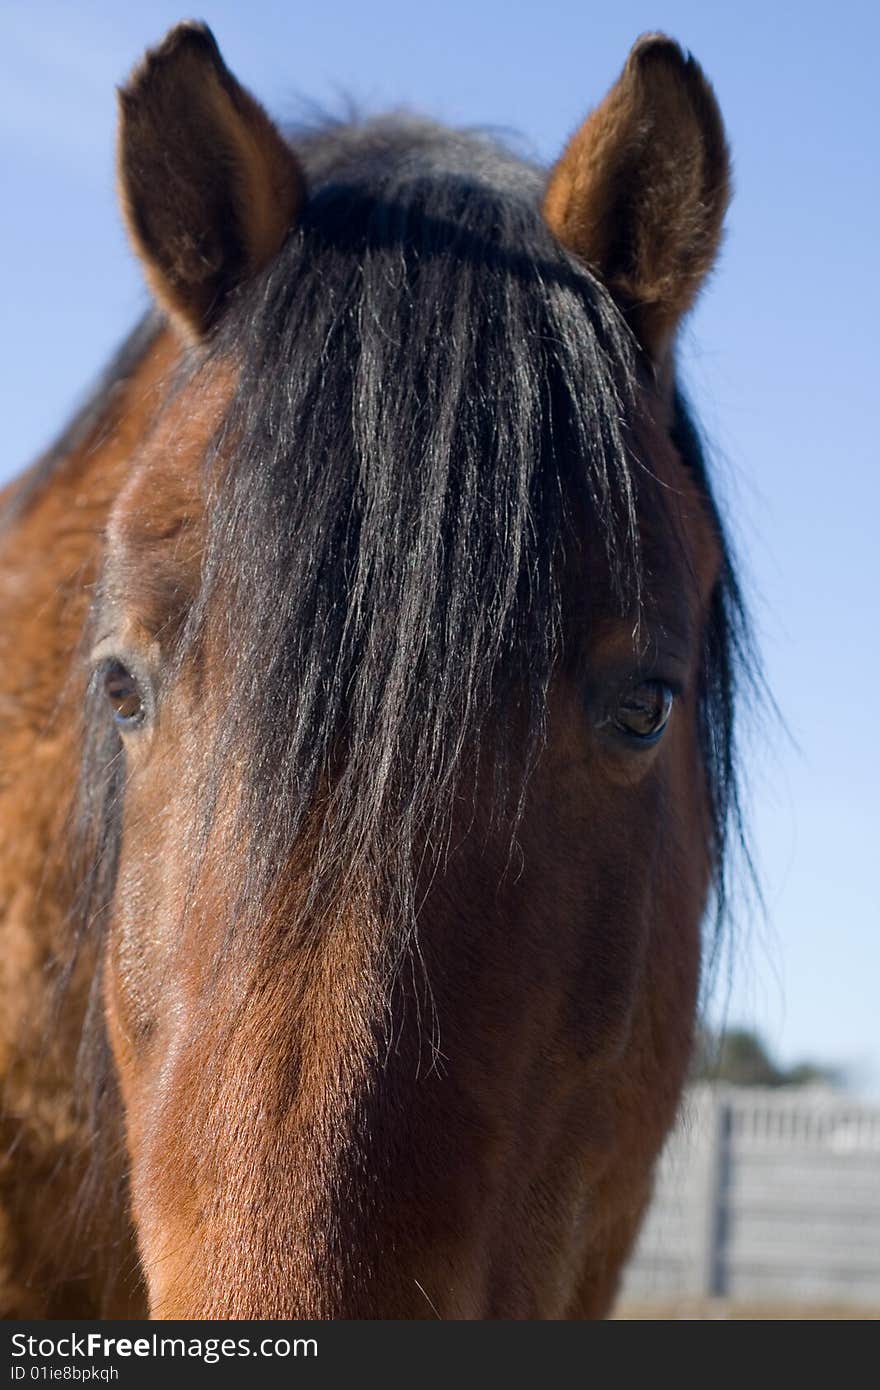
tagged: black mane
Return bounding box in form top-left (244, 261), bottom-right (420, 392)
top-left (79, 117), bottom-right (753, 987)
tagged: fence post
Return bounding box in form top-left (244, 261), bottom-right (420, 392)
top-left (698, 1089), bottom-right (732, 1297)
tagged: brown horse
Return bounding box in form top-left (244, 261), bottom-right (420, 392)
top-left (0, 24), bottom-right (749, 1318)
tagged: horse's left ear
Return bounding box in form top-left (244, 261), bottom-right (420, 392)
top-left (543, 35), bottom-right (730, 365)
top-left (118, 22), bottom-right (305, 340)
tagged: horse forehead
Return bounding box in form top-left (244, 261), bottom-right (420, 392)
top-left (104, 347), bottom-right (719, 623)
top-left (108, 358), bottom-right (237, 548)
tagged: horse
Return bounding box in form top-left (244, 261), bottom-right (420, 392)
top-left (0, 23), bottom-right (750, 1318)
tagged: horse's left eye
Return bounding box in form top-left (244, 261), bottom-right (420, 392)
top-left (613, 680), bottom-right (674, 742)
top-left (102, 661), bottom-right (145, 729)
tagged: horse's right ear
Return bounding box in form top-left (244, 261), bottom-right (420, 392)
top-left (118, 22), bottom-right (304, 341)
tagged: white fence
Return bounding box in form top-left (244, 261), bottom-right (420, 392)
top-left (621, 1084), bottom-right (880, 1307)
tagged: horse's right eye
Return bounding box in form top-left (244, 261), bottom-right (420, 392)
top-left (102, 661), bottom-right (146, 729)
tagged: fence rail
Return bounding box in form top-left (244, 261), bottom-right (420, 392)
top-left (620, 1084), bottom-right (880, 1306)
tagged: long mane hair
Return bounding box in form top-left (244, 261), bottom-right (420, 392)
top-left (64, 115), bottom-right (754, 1180)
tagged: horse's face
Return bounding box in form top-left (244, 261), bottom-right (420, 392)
top-left (88, 25), bottom-right (733, 1317)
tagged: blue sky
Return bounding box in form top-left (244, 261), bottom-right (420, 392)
top-left (2, 2), bottom-right (878, 1091)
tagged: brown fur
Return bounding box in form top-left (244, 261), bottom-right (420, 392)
top-left (543, 34), bottom-right (730, 362)
top-left (0, 329), bottom-right (177, 1316)
top-left (1, 28), bottom-right (730, 1318)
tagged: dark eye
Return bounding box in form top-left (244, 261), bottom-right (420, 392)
top-left (613, 680), bottom-right (674, 743)
top-left (102, 660), bottom-right (145, 729)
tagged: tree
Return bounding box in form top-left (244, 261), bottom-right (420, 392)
top-left (691, 1025), bottom-right (843, 1089)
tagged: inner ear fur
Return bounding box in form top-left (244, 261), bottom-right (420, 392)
top-left (543, 34), bottom-right (731, 363)
top-left (118, 22), bottom-right (305, 340)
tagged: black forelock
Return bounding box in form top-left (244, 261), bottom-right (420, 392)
top-left (147, 116), bottom-right (750, 971)
top-left (68, 117), bottom-right (755, 1003)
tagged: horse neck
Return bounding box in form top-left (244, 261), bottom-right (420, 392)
top-left (0, 324), bottom-right (176, 1317)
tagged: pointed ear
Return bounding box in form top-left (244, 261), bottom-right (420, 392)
top-left (117, 22), bottom-right (305, 340)
top-left (543, 35), bottom-right (730, 364)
